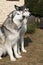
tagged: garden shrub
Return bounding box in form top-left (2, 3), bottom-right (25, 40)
top-left (27, 22), bottom-right (36, 34)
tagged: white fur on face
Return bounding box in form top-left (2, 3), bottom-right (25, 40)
top-left (13, 11), bottom-right (23, 21)
top-left (13, 11), bottom-right (23, 28)
top-left (23, 8), bottom-right (30, 17)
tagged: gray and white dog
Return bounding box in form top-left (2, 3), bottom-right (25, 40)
top-left (0, 9), bottom-right (24, 61)
top-left (14, 5), bottom-right (31, 55)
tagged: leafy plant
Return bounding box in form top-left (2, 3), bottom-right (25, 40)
top-left (27, 23), bottom-right (36, 34)
top-left (25, 0), bottom-right (43, 17)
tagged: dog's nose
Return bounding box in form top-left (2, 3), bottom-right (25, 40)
top-left (23, 16), bottom-right (25, 19)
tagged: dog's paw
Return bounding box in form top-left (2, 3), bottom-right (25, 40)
top-left (16, 54), bottom-right (22, 58)
top-left (22, 49), bottom-right (27, 53)
top-left (10, 58), bottom-right (16, 61)
top-left (18, 52), bottom-right (21, 55)
top-left (0, 57), bottom-right (2, 59)
top-left (16, 55), bottom-right (22, 58)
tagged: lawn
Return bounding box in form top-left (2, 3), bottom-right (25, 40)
top-left (0, 29), bottom-right (43, 65)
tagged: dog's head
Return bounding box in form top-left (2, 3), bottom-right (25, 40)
top-left (8, 9), bottom-right (24, 28)
top-left (13, 10), bottom-right (24, 28)
top-left (13, 11), bottom-right (23, 21)
top-left (23, 8), bottom-right (31, 17)
top-left (14, 5), bottom-right (31, 18)
top-left (8, 10), bottom-right (24, 22)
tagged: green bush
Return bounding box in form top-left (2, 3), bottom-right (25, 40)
top-left (27, 20), bottom-right (40, 34)
top-left (27, 23), bottom-right (36, 34)
top-left (25, 0), bottom-right (43, 17)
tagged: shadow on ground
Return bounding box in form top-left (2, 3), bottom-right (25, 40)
top-left (24, 36), bottom-right (32, 47)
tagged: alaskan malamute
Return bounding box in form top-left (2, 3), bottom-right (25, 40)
top-left (0, 9), bottom-right (24, 61)
top-left (14, 5), bottom-right (31, 55)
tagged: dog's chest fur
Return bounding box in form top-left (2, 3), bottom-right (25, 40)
top-left (20, 18), bottom-right (27, 35)
top-left (4, 17), bottom-right (18, 30)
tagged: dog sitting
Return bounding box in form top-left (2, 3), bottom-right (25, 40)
top-left (14, 5), bottom-right (31, 55)
top-left (0, 9), bottom-right (24, 61)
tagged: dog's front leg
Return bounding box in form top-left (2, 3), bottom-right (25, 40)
top-left (13, 43), bottom-right (22, 58)
top-left (6, 46), bottom-right (16, 61)
top-left (21, 36), bottom-right (27, 53)
top-left (17, 40), bottom-right (21, 55)
top-left (5, 40), bottom-right (16, 61)
top-left (0, 48), bottom-right (3, 59)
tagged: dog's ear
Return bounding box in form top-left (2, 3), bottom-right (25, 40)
top-left (8, 11), bottom-right (14, 21)
top-left (8, 11), bottom-right (13, 18)
top-left (14, 5), bottom-right (20, 10)
top-left (8, 14), bottom-right (12, 18)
